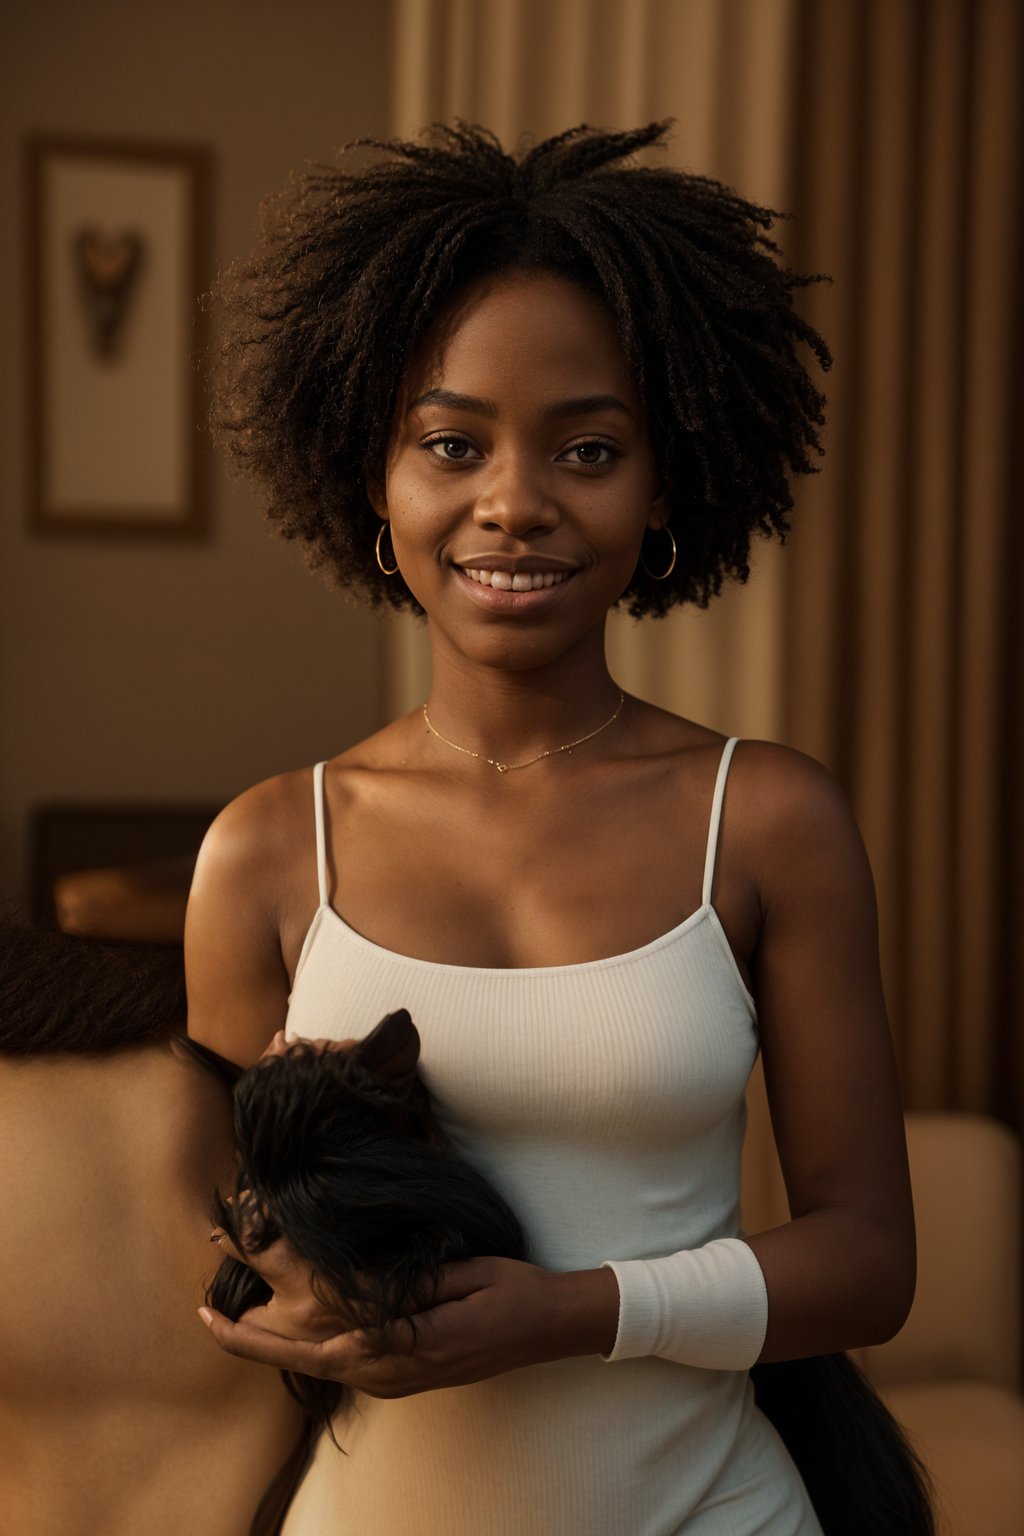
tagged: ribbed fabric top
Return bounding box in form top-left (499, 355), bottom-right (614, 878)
top-left (280, 740), bottom-right (821, 1536)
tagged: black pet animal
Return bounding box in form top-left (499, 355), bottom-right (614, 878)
top-left (205, 1010), bottom-right (528, 1427)
top-left (199, 1011), bottom-right (934, 1536)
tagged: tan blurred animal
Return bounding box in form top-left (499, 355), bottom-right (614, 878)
top-left (0, 923), bottom-right (304, 1536)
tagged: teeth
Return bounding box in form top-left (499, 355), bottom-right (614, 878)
top-left (463, 568), bottom-right (569, 590)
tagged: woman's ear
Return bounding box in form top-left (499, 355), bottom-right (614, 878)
top-left (363, 456), bottom-right (388, 518)
top-left (647, 480), bottom-right (670, 531)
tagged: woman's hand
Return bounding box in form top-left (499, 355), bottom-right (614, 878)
top-left (259, 1029), bottom-right (359, 1061)
top-left (199, 1253), bottom-right (620, 1396)
top-left (209, 1231), bottom-right (360, 1342)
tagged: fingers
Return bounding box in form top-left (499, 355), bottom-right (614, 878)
top-left (198, 1306), bottom-right (401, 1385)
top-left (198, 1306), bottom-right (362, 1377)
top-left (210, 1229), bottom-right (295, 1280)
top-left (428, 1256), bottom-right (499, 1305)
top-left (198, 1293), bottom-right (493, 1398)
top-left (210, 1232), bottom-right (321, 1303)
top-left (259, 1031), bottom-right (360, 1060)
top-left (209, 1228), bottom-right (366, 1338)
top-left (209, 1227), bottom-right (247, 1266)
top-left (199, 1256), bottom-right (542, 1397)
top-left (233, 1296), bottom-right (340, 1342)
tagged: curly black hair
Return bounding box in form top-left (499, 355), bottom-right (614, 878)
top-left (211, 121), bottom-right (830, 617)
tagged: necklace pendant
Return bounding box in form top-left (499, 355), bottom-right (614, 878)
top-left (421, 690), bottom-right (625, 776)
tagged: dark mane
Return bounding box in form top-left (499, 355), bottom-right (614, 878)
top-left (0, 919), bottom-right (184, 1054)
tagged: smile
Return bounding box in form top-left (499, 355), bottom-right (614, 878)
top-left (461, 568), bottom-right (570, 591)
top-left (452, 563), bottom-right (577, 614)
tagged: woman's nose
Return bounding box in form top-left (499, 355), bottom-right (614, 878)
top-left (471, 454), bottom-right (558, 537)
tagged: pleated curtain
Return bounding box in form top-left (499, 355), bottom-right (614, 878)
top-left (785, 0), bottom-right (1022, 1140)
top-left (381, 0), bottom-right (1024, 1171)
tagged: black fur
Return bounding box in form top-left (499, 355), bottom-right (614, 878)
top-left (0, 917), bottom-right (185, 1053)
top-left (206, 1013), bottom-right (527, 1426)
top-left (751, 1353), bottom-right (935, 1534)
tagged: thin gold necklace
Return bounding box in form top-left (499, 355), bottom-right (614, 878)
top-left (421, 690), bottom-right (626, 773)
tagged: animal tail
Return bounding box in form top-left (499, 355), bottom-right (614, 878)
top-left (750, 1353), bottom-right (936, 1536)
top-left (248, 1418), bottom-right (317, 1536)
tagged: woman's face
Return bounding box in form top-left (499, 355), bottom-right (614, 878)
top-left (377, 269), bottom-right (666, 673)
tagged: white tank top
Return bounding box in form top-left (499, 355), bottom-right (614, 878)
top-left (281, 738), bottom-right (820, 1535)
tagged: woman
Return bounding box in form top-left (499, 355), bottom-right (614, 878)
top-left (187, 123), bottom-right (916, 1534)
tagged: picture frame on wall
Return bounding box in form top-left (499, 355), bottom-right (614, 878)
top-left (24, 135), bottom-right (213, 537)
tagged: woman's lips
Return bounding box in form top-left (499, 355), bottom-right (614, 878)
top-left (453, 564), bottom-right (577, 613)
top-left (464, 567), bottom-right (569, 591)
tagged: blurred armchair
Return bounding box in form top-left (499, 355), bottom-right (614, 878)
top-left (31, 803), bottom-right (216, 944)
top-left (859, 1113), bottom-right (1024, 1536)
top-left (743, 1090), bottom-right (1024, 1536)
top-left (53, 854), bottom-right (195, 944)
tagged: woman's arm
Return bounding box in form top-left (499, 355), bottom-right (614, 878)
top-left (185, 778), bottom-right (304, 1067)
top-left (742, 745), bottom-right (916, 1358)
top-left (600, 744), bottom-right (915, 1370)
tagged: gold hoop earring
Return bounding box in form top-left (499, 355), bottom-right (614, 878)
top-left (375, 522), bottom-right (399, 576)
top-left (640, 524), bottom-right (677, 581)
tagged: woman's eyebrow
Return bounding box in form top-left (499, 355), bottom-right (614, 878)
top-left (544, 394), bottom-right (634, 420)
top-left (410, 388), bottom-right (496, 416)
top-left (409, 388), bottom-right (633, 419)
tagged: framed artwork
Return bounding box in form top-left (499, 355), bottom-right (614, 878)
top-left (24, 136), bottom-right (213, 536)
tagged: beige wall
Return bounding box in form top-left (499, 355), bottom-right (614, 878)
top-left (0, 0), bottom-right (392, 904)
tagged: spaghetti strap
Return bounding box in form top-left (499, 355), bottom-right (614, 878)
top-left (702, 738), bottom-right (740, 908)
top-left (312, 761), bottom-right (329, 908)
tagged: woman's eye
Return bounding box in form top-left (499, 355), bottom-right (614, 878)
top-left (423, 436), bottom-right (479, 461)
top-left (564, 441), bottom-right (618, 467)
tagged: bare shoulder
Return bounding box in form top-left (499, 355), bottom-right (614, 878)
top-left (723, 741), bottom-right (879, 954)
top-left (729, 736), bottom-right (841, 793)
top-left (628, 704), bottom-right (844, 809)
top-left (194, 768), bottom-right (314, 883)
top-left (186, 767), bottom-right (320, 1064)
top-left (189, 723), bottom-right (411, 943)
top-left (626, 702), bottom-right (859, 842)
top-left (728, 739), bottom-right (866, 859)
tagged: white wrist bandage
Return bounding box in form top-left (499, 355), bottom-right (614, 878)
top-left (600, 1237), bottom-right (769, 1371)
